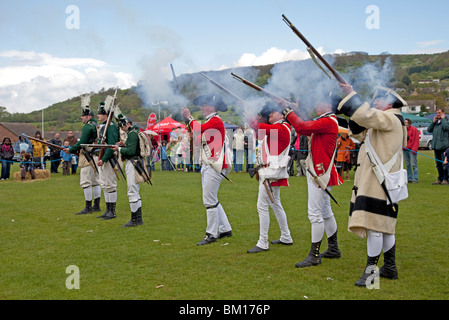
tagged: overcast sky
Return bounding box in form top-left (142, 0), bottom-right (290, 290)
top-left (1, 0), bottom-right (448, 114)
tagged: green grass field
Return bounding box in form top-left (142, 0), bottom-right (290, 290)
top-left (0, 150), bottom-right (447, 300)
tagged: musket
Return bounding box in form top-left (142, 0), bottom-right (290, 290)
top-left (24, 135), bottom-right (65, 151)
top-left (248, 167), bottom-right (274, 203)
top-left (98, 89), bottom-right (118, 161)
top-left (282, 14), bottom-right (346, 84)
top-left (81, 146), bottom-right (99, 173)
top-left (201, 73), bottom-right (245, 104)
top-left (133, 157), bottom-right (152, 185)
top-left (81, 144), bottom-right (126, 181)
top-left (81, 144), bottom-right (116, 149)
top-left (306, 168), bottom-right (341, 207)
top-left (231, 72), bottom-right (296, 109)
top-left (170, 63), bottom-right (180, 93)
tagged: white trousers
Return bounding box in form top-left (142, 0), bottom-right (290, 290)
top-left (306, 171), bottom-right (337, 243)
top-left (125, 160), bottom-right (140, 203)
top-left (256, 181), bottom-right (292, 249)
top-left (80, 155), bottom-right (99, 189)
top-left (98, 160), bottom-right (117, 193)
top-left (201, 164), bottom-right (232, 238)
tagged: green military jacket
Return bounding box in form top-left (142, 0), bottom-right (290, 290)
top-left (120, 125), bottom-right (140, 160)
top-left (98, 121), bottom-right (119, 163)
top-left (69, 119), bottom-right (98, 153)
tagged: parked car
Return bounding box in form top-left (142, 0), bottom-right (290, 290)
top-left (418, 127), bottom-right (432, 150)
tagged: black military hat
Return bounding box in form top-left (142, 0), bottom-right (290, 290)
top-left (372, 86), bottom-right (407, 109)
top-left (98, 101), bottom-right (108, 115)
top-left (117, 113), bottom-right (132, 127)
top-left (328, 92), bottom-right (343, 115)
top-left (193, 94), bottom-right (227, 112)
top-left (259, 101), bottom-right (282, 121)
top-left (81, 106), bottom-right (94, 117)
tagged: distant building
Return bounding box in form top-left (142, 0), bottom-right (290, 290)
top-left (403, 100), bottom-right (436, 114)
top-left (0, 122), bottom-right (41, 143)
top-left (418, 79), bottom-right (440, 84)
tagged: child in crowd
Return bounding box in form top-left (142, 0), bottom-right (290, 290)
top-left (60, 141), bottom-right (73, 175)
top-left (20, 151), bottom-right (35, 180)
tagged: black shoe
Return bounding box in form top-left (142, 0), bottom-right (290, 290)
top-left (122, 211), bottom-right (138, 228)
top-left (295, 241), bottom-right (321, 268)
top-left (355, 255), bottom-right (380, 287)
top-left (321, 231), bottom-right (341, 259)
top-left (218, 231), bottom-right (233, 239)
top-left (97, 203), bottom-right (110, 219)
top-left (247, 246), bottom-right (268, 253)
top-left (196, 234), bottom-right (216, 245)
top-left (270, 239), bottom-right (293, 245)
top-left (75, 201), bottom-right (93, 215)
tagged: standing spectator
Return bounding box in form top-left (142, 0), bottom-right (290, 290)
top-left (233, 126), bottom-right (245, 172)
top-left (336, 132), bottom-right (356, 180)
top-left (49, 132), bottom-right (62, 173)
top-left (60, 141), bottom-right (73, 175)
top-left (30, 131), bottom-right (46, 169)
top-left (403, 119), bottom-right (419, 183)
top-left (160, 140), bottom-right (169, 171)
top-left (64, 130), bottom-right (79, 174)
top-left (427, 108), bottom-right (449, 185)
top-left (1, 137), bottom-right (14, 180)
top-left (14, 135), bottom-right (32, 155)
top-left (244, 127), bottom-right (255, 172)
top-left (295, 134), bottom-right (308, 177)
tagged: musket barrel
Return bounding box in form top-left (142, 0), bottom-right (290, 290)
top-left (282, 14), bottom-right (346, 84)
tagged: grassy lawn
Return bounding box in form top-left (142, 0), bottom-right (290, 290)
top-left (0, 150), bottom-right (447, 300)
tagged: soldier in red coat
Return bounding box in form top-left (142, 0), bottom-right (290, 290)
top-left (181, 94), bottom-right (233, 245)
top-left (246, 102), bottom-right (294, 253)
top-left (283, 97), bottom-right (343, 268)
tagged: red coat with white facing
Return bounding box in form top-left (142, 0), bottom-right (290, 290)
top-left (249, 118), bottom-right (291, 187)
top-left (286, 112), bottom-right (343, 187)
top-left (190, 114), bottom-right (228, 170)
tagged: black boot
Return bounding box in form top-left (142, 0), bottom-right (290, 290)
top-left (92, 197), bottom-right (101, 212)
top-left (321, 231), bottom-right (341, 259)
top-left (134, 207), bottom-right (143, 226)
top-left (379, 244), bottom-right (398, 279)
top-left (75, 201), bottom-right (92, 215)
top-left (355, 255), bottom-right (380, 287)
top-left (97, 203), bottom-right (110, 219)
top-left (103, 202), bottom-right (117, 220)
top-left (295, 241), bottom-right (321, 268)
top-left (121, 211), bottom-right (138, 227)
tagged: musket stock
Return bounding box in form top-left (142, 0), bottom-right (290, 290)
top-left (282, 14), bottom-right (346, 84)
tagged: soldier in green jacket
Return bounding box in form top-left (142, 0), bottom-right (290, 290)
top-left (112, 114), bottom-right (144, 227)
top-left (96, 102), bottom-right (120, 220)
top-left (64, 105), bottom-right (101, 215)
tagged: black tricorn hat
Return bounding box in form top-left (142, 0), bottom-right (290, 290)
top-left (193, 94), bottom-right (227, 112)
top-left (327, 92), bottom-right (343, 115)
top-left (372, 86), bottom-right (407, 109)
top-left (259, 101), bottom-right (282, 121)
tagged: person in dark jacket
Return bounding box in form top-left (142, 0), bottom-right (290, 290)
top-left (427, 108), bottom-right (449, 184)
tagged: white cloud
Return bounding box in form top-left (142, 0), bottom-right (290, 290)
top-left (416, 40), bottom-right (444, 48)
top-left (0, 50), bottom-right (136, 114)
top-left (219, 47), bottom-right (344, 70)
